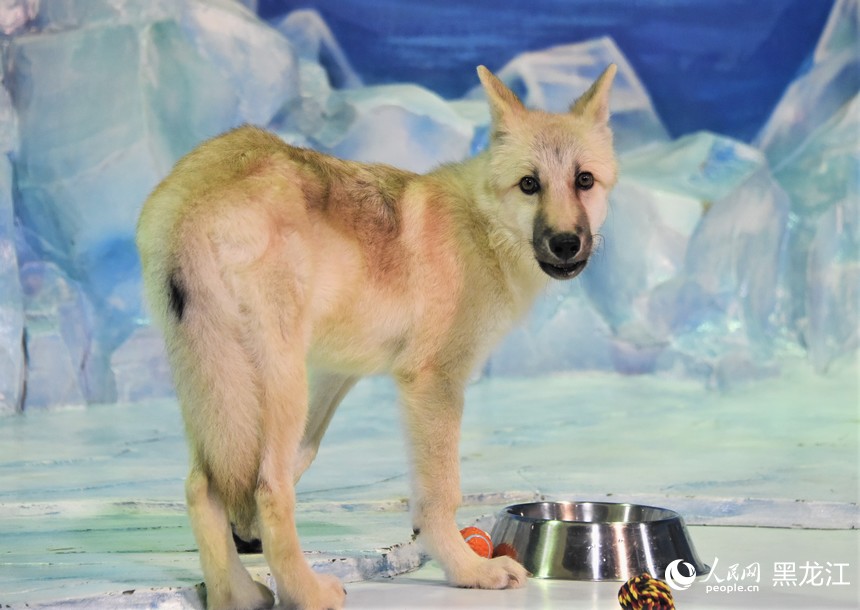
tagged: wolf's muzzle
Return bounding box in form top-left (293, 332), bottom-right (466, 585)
top-left (534, 231), bottom-right (590, 280)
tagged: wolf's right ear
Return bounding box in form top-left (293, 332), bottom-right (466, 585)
top-left (477, 65), bottom-right (525, 133)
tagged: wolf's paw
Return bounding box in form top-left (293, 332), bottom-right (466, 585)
top-left (248, 582), bottom-right (276, 610)
top-left (311, 573), bottom-right (347, 610)
top-left (449, 556), bottom-right (529, 590)
top-left (202, 579), bottom-right (274, 610)
top-left (283, 573), bottom-right (346, 610)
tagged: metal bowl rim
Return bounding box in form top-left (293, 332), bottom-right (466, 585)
top-left (499, 500), bottom-right (684, 526)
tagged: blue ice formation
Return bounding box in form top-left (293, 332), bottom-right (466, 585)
top-left (0, 0), bottom-right (855, 412)
top-left (0, 78), bottom-right (22, 412)
top-left (755, 0), bottom-right (860, 374)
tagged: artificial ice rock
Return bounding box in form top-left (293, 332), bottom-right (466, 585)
top-left (142, 20), bottom-right (238, 169)
top-left (5, 7), bottom-right (266, 408)
top-left (273, 59), bottom-right (476, 173)
top-left (270, 59), bottom-right (337, 146)
top-left (111, 325), bottom-right (174, 404)
top-left (576, 134), bottom-right (791, 380)
top-left (804, 201), bottom-right (860, 373)
top-left (812, 0), bottom-right (858, 64)
top-left (756, 0), bottom-right (859, 174)
top-left (1, 3), bottom-right (280, 408)
top-left (685, 171), bottom-right (789, 341)
top-left (0, 64), bottom-right (23, 413)
top-left (0, 0), bottom-right (37, 35)
top-left (487, 282), bottom-right (615, 377)
top-left (180, 0), bottom-right (299, 126)
top-left (0, 159), bottom-right (23, 413)
top-left (17, 260), bottom-right (93, 409)
top-left (31, 0), bottom-right (176, 31)
top-left (8, 24), bottom-right (160, 262)
top-left (771, 94), bottom-right (859, 216)
top-left (620, 132), bottom-right (764, 202)
top-left (20, 332), bottom-right (86, 409)
top-left (753, 0), bottom-right (859, 371)
top-left (320, 84), bottom-right (475, 173)
top-left (275, 9), bottom-right (362, 89)
top-left (582, 133), bottom-right (768, 333)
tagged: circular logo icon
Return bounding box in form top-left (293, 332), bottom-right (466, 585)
top-left (664, 559), bottom-right (697, 590)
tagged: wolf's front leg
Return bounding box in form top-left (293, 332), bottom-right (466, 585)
top-left (295, 370), bottom-right (360, 484)
top-left (397, 370), bottom-right (528, 589)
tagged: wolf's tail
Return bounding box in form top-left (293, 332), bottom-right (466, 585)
top-left (138, 197), bottom-right (267, 517)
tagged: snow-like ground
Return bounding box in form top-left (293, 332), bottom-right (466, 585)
top-left (1, 359), bottom-right (856, 607)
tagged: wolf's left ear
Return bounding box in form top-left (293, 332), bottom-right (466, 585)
top-left (477, 65), bottom-right (526, 131)
top-left (570, 64), bottom-right (617, 124)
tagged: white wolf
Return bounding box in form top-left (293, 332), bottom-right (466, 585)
top-left (136, 64), bottom-right (617, 610)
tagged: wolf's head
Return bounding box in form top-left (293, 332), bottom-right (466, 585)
top-left (477, 65), bottom-right (618, 280)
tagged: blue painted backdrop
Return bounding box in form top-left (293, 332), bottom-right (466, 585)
top-left (259, 0), bottom-right (835, 141)
top-left (0, 0), bottom-right (853, 411)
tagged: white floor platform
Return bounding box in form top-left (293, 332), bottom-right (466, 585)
top-left (1, 358), bottom-right (857, 608)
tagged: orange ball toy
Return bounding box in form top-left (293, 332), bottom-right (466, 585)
top-left (492, 542), bottom-right (518, 562)
top-left (460, 526), bottom-right (493, 558)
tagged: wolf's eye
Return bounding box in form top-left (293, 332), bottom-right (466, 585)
top-left (576, 171), bottom-right (594, 190)
top-left (519, 176), bottom-right (540, 195)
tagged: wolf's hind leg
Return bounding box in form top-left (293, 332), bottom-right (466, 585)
top-left (254, 358), bottom-right (346, 610)
top-left (246, 268), bottom-right (345, 609)
top-left (185, 463), bottom-right (274, 610)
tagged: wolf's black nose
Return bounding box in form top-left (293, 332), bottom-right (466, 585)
top-left (548, 233), bottom-right (581, 262)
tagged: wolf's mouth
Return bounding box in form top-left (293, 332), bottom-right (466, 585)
top-left (538, 259), bottom-right (587, 280)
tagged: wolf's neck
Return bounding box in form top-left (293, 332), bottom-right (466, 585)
top-left (428, 151), bottom-right (548, 314)
top-left (429, 150), bottom-right (496, 216)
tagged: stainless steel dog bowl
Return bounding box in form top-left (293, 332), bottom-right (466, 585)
top-left (490, 501), bottom-right (709, 581)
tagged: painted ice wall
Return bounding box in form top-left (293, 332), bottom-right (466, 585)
top-left (0, 0), bottom-right (856, 412)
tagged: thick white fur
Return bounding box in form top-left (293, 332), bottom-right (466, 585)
top-left (136, 65), bottom-right (617, 610)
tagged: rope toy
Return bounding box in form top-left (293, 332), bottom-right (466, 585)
top-left (618, 572), bottom-right (675, 609)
